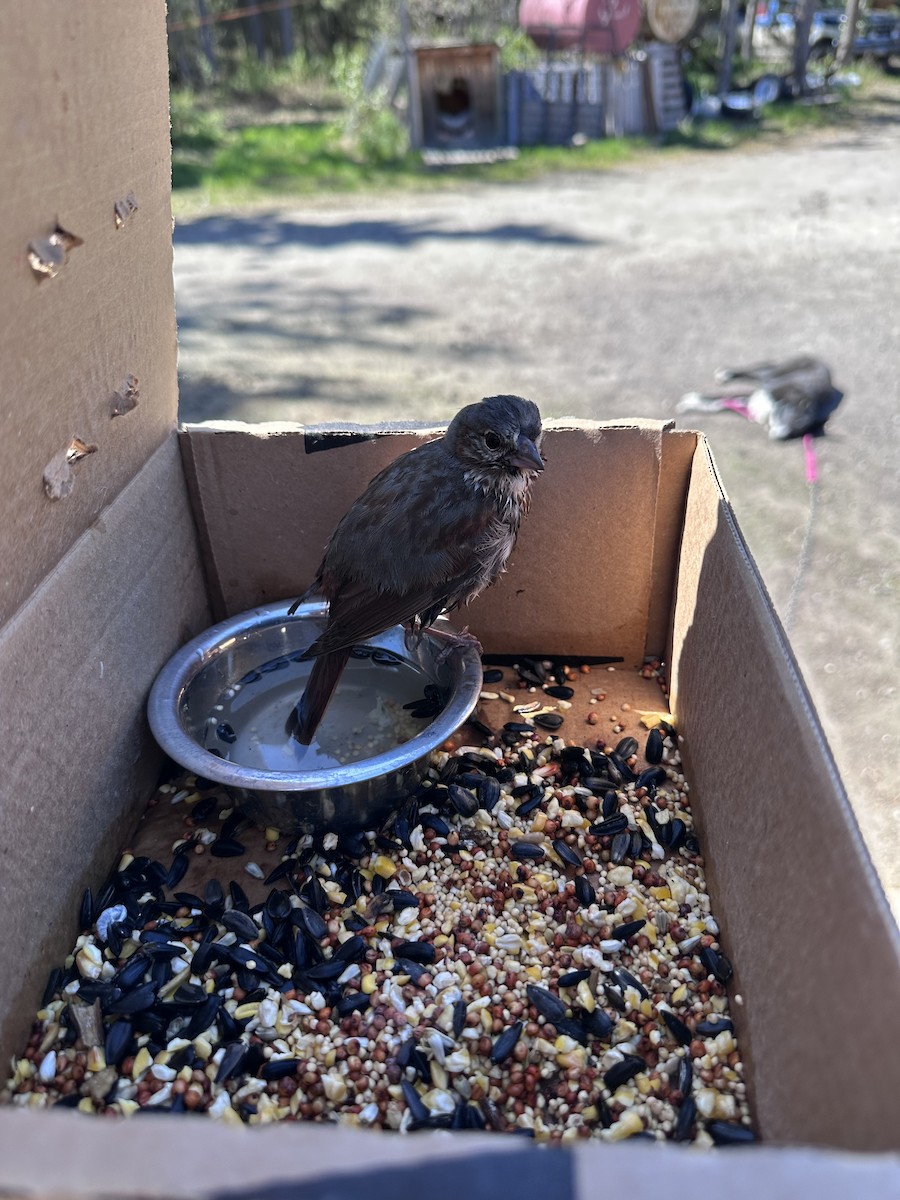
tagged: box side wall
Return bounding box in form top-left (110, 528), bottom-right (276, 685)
top-left (0, 1108), bottom-right (898, 1198)
top-left (0, 440), bottom-right (210, 1067)
top-left (0, 1), bottom-right (178, 630)
top-left (646, 428), bottom-right (696, 660)
top-left (179, 422), bottom-right (680, 665)
top-left (669, 440), bottom-right (900, 1152)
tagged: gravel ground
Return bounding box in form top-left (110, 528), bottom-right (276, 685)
top-left (174, 99), bottom-right (900, 917)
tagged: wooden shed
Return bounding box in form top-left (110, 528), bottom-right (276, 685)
top-left (409, 43), bottom-right (503, 150)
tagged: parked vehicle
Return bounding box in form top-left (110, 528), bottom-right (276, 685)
top-left (753, 1), bottom-right (900, 71)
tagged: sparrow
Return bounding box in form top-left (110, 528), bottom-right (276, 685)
top-left (286, 394), bottom-right (544, 745)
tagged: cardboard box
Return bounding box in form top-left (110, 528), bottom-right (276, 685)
top-left (0, 3), bottom-right (897, 1194)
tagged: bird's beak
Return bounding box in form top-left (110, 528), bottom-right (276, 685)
top-left (510, 434), bottom-right (544, 473)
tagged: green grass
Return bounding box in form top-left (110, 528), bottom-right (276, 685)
top-left (169, 74), bottom-right (869, 214)
top-left (171, 116), bottom-right (653, 210)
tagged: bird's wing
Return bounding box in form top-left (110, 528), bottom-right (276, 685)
top-left (305, 572), bottom-right (471, 658)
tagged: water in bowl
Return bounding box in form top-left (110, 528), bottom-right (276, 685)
top-left (202, 649), bottom-right (429, 773)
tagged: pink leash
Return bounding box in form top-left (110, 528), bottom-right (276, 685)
top-left (717, 396), bottom-right (820, 629)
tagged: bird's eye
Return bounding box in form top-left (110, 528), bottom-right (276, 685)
top-left (484, 431), bottom-right (502, 451)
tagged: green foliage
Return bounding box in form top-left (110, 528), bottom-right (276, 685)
top-left (496, 26), bottom-right (542, 72)
top-left (170, 89), bottom-right (225, 151)
top-left (333, 43), bottom-right (408, 162)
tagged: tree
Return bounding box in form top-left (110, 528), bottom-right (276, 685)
top-left (716, 0), bottom-right (743, 93)
top-left (791, 0), bottom-right (819, 93)
top-left (834, 0), bottom-right (862, 69)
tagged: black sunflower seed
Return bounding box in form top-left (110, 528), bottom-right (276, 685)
top-left (79, 888), bottom-right (93, 931)
top-left (305, 958), bottom-right (347, 983)
top-left (261, 862), bottom-right (292, 892)
top-left (667, 818), bottom-right (687, 852)
top-left (554, 1015), bottom-right (589, 1046)
top-left (114, 953), bottom-right (150, 991)
top-left (603, 1053), bottom-right (645, 1090)
top-left (266, 890), bottom-right (291, 921)
top-left (583, 1008), bottom-right (615, 1041)
top-left (216, 723), bottom-right (237, 745)
top-left (601, 755), bottom-right (622, 785)
top-left (401, 1079), bottom-right (430, 1122)
top-left (296, 906), bottom-right (327, 941)
top-left (694, 1016), bottom-right (734, 1037)
top-left (589, 814), bottom-right (629, 837)
top-left (677, 1055), bottom-right (693, 1096)
top-left (477, 775), bottom-right (501, 811)
top-left (674, 1096), bottom-right (697, 1142)
top-left (41, 967), bottom-right (63, 1009)
top-left (490, 1020), bottom-right (523, 1064)
top-left (516, 658), bottom-right (547, 686)
top-left (452, 998), bottom-right (468, 1037)
top-left (261, 1059), bottom-right (302, 1081)
top-left (482, 668), bottom-right (504, 684)
top-left (645, 727), bottom-right (664, 764)
top-left (573, 875), bottom-right (595, 907)
top-left (448, 784), bottom-right (479, 818)
top-left (516, 790), bottom-right (543, 818)
top-left (630, 830), bottom-right (645, 858)
top-left (707, 1121), bottom-right (756, 1146)
top-left (613, 919), bottom-right (646, 941)
top-left (635, 766), bottom-right (666, 791)
top-left (203, 880), bottom-right (225, 918)
top-left (190, 928), bottom-right (218, 977)
top-left (395, 940), bottom-right (435, 964)
top-left (335, 993), bottom-right (371, 1017)
top-left (221, 910), bottom-right (259, 941)
top-left (611, 831), bottom-right (632, 864)
top-left (164, 852), bottom-right (190, 890)
top-left (534, 712), bottom-right (563, 730)
top-left (558, 968), bottom-right (590, 988)
top-left (525, 985), bottom-right (567, 1024)
top-left (612, 966), bottom-right (648, 999)
top-left (186, 994), bottom-right (220, 1039)
top-left (661, 1010), bottom-right (693, 1047)
top-left (552, 838), bottom-right (583, 868)
top-left (334, 934), bottom-right (368, 963)
top-left (395, 958), bottom-right (429, 984)
top-left (510, 842), bottom-right (544, 861)
top-left (172, 983), bottom-right (209, 1007)
top-left (215, 1042), bottom-right (247, 1084)
top-left (107, 982), bottom-right (157, 1014)
top-left (601, 791), bottom-right (618, 818)
top-left (602, 983), bottom-right (626, 1013)
top-left (104, 1019), bottom-right (133, 1066)
top-left (544, 684), bottom-right (574, 700)
top-left (210, 838), bottom-right (246, 859)
top-left (614, 736), bottom-right (638, 760)
top-left (700, 946), bottom-right (733, 984)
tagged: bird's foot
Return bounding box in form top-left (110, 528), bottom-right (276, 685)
top-left (428, 625), bottom-right (484, 666)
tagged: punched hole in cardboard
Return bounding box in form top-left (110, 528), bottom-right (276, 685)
top-left (114, 193), bottom-right (139, 229)
top-left (111, 374), bottom-right (140, 417)
top-left (43, 438), bottom-right (98, 501)
top-left (27, 224), bottom-right (83, 281)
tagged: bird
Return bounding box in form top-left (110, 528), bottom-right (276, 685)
top-left (286, 394), bottom-right (544, 746)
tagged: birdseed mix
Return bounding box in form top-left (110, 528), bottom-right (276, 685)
top-left (2, 661), bottom-right (754, 1147)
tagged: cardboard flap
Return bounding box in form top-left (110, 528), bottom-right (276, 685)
top-left (0, 439), bottom-right (209, 1065)
top-left (670, 439), bottom-right (900, 1150)
top-left (0, 1), bottom-right (177, 632)
top-left (178, 420), bottom-right (684, 662)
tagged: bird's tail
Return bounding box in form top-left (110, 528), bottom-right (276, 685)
top-left (286, 647), bottom-right (352, 745)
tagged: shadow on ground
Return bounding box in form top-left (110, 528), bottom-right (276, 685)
top-left (174, 212), bottom-right (601, 250)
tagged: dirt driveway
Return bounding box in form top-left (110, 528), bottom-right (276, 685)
top-left (174, 106), bottom-right (900, 912)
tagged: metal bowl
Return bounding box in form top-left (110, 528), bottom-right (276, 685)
top-left (147, 600), bottom-right (483, 835)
